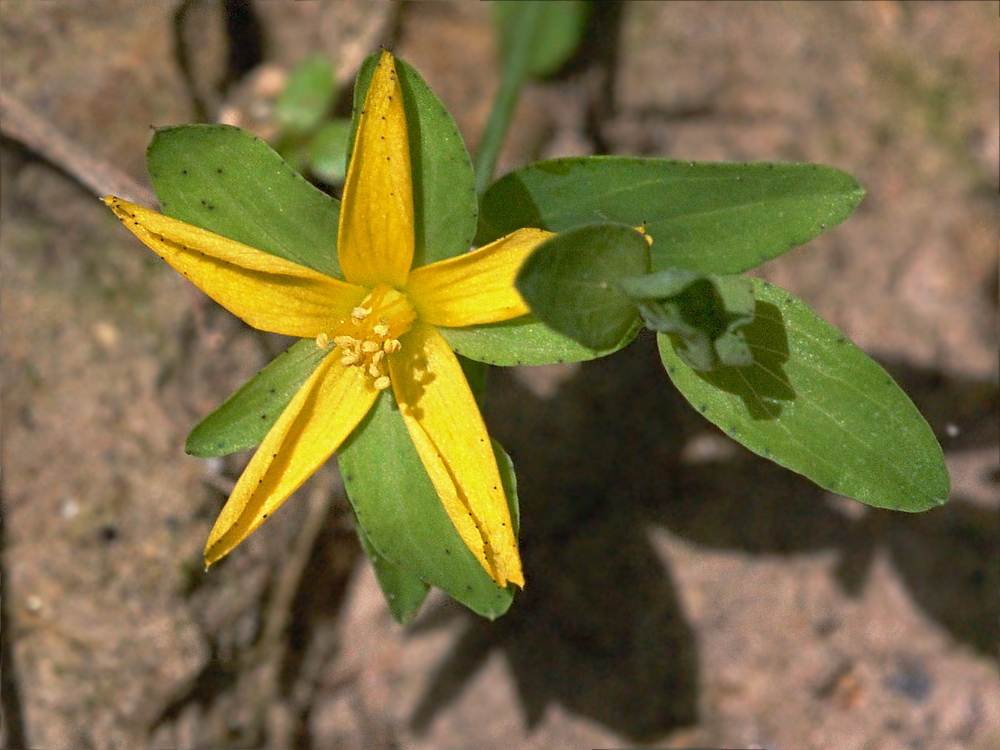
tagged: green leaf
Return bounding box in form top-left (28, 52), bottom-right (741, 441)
top-left (621, 271), bottom-right (756, 370)
top-left (307, 119), bottom-right (352, 184)
top-left (147, 124), bottom-right (342, 277)
top-left (186, 339), bottom-right (327, 457)
top-left (338, 391), bottom-right (518, 619)
top-left (478, 157), bottom-right (865, 274)
top-left (493, 1), bottom-right (590, 78)
top-left (659, 278), bottom-right (949, 511)
top-left (351, 53), bottom-right (477, 268)
top-left (440, 315), bottom-right (641, 366)
top-left (357, 524), bottom-right (429, 625)
top-left (274, 55), bottom-right (337, 134)
top-left (515, 224), bottom-right (650, 350)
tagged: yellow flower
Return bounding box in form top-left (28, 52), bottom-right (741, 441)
top-left (105, 51), bottom-right (551, 588)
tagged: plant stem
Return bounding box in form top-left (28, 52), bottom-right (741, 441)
top-left (473, 1), bottom-right (545, 196)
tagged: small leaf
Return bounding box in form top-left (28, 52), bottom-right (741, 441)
top-left (478, 157), bottom-right (865, 274)
top-left (307, 119), bottom-right (352, 183)
top-left (621, 271), bottom-right (756, 370)
top-left (186, 339), bottom-right (327, 457)
top-left (659, 278), bottom-right (949, 511)
top-left (493, 0), bottom-right (590, 78)
top-left (351, 52), bottom-right (477, 268)
top-left (147, 124), bottom-right (342, 277)
top-left (338, 391), bottom-right (518, 619)
top-left (274, 55), bottom-right (337, 134)
top-left (515, 224), bottom-right (650, 350)
top-left (357, 524), bottom-right (429, 625)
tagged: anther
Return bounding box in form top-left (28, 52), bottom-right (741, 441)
top-left (383, 339), bottom-right (401, 354)
top-left (373, 322), bottom-right (390, 337)
top-left (316, 333), bottom-right (331, 350)
top-left (373, 376), bottom-right (391, 391)
top-left (333, 335), bottom-right (356, 348)
top-left (361, 340), bottom-right (381, 354)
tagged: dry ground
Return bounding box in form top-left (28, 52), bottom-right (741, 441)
top-left (2, 2), bottom-right (997, 749)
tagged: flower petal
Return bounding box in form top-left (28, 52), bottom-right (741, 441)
top-left (338, 50), bottom-right (414, 289)
top-left (106, 197), bottom-right (366, 337)
top-left (407, 228), bottom-right (553, 327)
top-left (204, 352), bottom-right (378, 565)
top-left (388, 323), bottom-right (524, 587)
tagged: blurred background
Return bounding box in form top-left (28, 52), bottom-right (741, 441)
top-left (2, 2), bottom-right (997, 748)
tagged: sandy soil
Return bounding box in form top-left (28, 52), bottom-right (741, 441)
top-left (2, 2), bottom-right (997, 749)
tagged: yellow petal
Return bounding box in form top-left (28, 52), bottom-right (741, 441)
top-left (406, 228), bottom-right (554, 327)
top-left (204, 352), bottom-right (379, 565)
top-left (338, 50), bottom-right (414, 289)
top-left (389, 322), bottom-right (524, 587)
top-left (105, 197), bottom-right (366, 337)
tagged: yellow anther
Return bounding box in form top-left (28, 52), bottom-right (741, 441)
top-left (351, 306), bottom-right (370, 321)
top-left (371, 351), bottom-right (385, 367)
top-left (373, 375), bottom-right (391, 391)
top-left (315, 332), bottom-right (331, 350)
top-left (373, 322), bottom-right (390, 337)
top-left (340, 350), bottom-right (360, 366)
top-left (383, 339), bottom-right (401, 354)
top-left (368, 362), bottom-right (382, 378)
top-left (333, 335), bottom-right (356, 348)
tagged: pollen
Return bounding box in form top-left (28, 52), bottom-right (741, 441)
top-left (325, 283), bottom-right (416, 390)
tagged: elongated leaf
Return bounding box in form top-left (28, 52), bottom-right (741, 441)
top-left (659, 279), bottom-right (949, 511)
top-left (440, 315), bottom-right (641, 366)
top-left (147, 124), bottom-right (342, 277)
top-left (622, 272), bottom-right (756, 370)
top-left (274, 55), bottom-right (337, 133)
top-left (478, 157), bottom-right (865, 274)
top-left (493, 1), bottom-right (590, 78)
top-left (515, 224), bottom-right (650, 350)
top-left (351, 53), bottom-right (477, 269)
top-left (357, 524), bottom-right (429, 625)
top-left (186, 339), bottom-right (328, 457)
top-left (338, 391), bottom-right (518, 619)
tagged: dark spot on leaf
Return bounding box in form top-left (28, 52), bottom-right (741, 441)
top-left (216, 168), bottom-right (223, 174)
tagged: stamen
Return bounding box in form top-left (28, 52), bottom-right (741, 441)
top-left (315, 332), bottom-right (331, 350)
top-left (333, 335), bottom-right (356, 348)
top-left (330, 285), bottom-right (414, 390)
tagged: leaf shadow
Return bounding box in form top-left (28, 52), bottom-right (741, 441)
top-left (406, 332), bottom-right (998, 741)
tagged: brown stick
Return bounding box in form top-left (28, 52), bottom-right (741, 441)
top-left (0, 90), bottom-right (158, 208)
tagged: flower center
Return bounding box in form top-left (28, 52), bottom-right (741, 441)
top-left (317, 284), bottom-right (416, 390)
